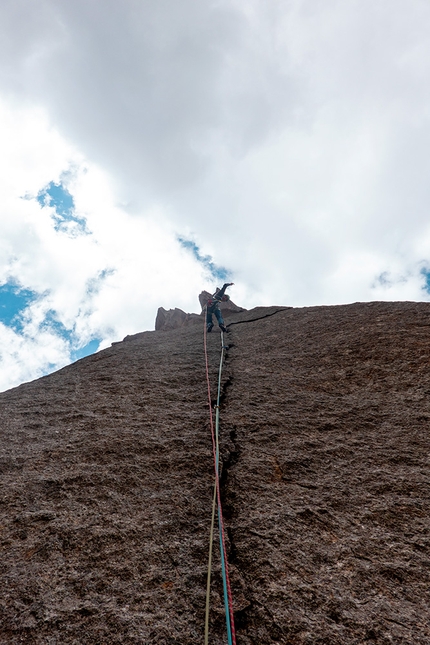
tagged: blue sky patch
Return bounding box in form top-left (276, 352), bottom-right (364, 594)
top-left (177, 237), bottom-right (230, 281)
top-left (0, 283), bottom-right (39, 331)
top-left (42, 310), bottom-right (101, 361)
top-left (0, 281), bottom-right (102, 381)
top-left (37, 181), bottom-right (74, 216)
top-left (421, 268), bottom-right (430, 292)
top-left (37, 181), bottom-right (89, 234)
top-left (71, 339), bottom-right (101, 362)
top-left (42, 310), bottom-right (74, 342)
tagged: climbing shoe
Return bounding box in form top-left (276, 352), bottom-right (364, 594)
top-left (219, 325), bottom-right (227, 333)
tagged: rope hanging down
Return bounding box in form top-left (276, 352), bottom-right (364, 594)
top-left (203, 310), bottom-right (236, 645)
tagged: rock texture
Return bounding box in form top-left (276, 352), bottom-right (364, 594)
top-left (154, 307), bottom-right (202, 331)
top-left (0, 302), bottom-right (429, 644)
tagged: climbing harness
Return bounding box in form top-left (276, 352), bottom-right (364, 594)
top-left (203, 309), bottom-right (236, 645)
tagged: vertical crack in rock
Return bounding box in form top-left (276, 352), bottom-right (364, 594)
top-left (217, 330), bottom-right (286, 644)
top-left (216, 331), bottom-right (285, 643)
top-left (216, 348), bottom-right (255, 640)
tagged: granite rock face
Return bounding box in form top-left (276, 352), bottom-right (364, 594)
top-left (0, 302), bottom-right (429, 644)
top-left (154, 306), bottom-right (202, 331)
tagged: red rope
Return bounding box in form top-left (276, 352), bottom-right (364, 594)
top-left (203, 314), bottom-right (237, 645)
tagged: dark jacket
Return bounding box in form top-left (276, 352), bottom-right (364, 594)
top-left (206, 283), bottom-right (230, 313)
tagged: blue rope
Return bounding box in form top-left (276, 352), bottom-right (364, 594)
top-left (215, 332), bottom-right (233, 645)
top-left (204, 318), bottom-right (235, 645)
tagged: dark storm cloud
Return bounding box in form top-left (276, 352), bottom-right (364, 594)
top-left (0, 0), bottom-right (296, 199)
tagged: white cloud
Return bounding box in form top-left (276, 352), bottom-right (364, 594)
top-left (0, 322), bottom-right (70, 393)
top-left (0, 97), bottom-right (211, 389)
top-left (0, 1), bottom-right (430, 388)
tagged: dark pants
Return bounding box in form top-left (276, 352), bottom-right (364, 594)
top-left (206, 307), bottom-right (224, 329)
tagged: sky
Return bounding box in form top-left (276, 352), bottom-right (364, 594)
top-left (1, 0), bottom-right (430, 391)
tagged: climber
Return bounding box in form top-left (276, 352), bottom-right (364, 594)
top-left (206, 283), bottom-right (234, 333)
